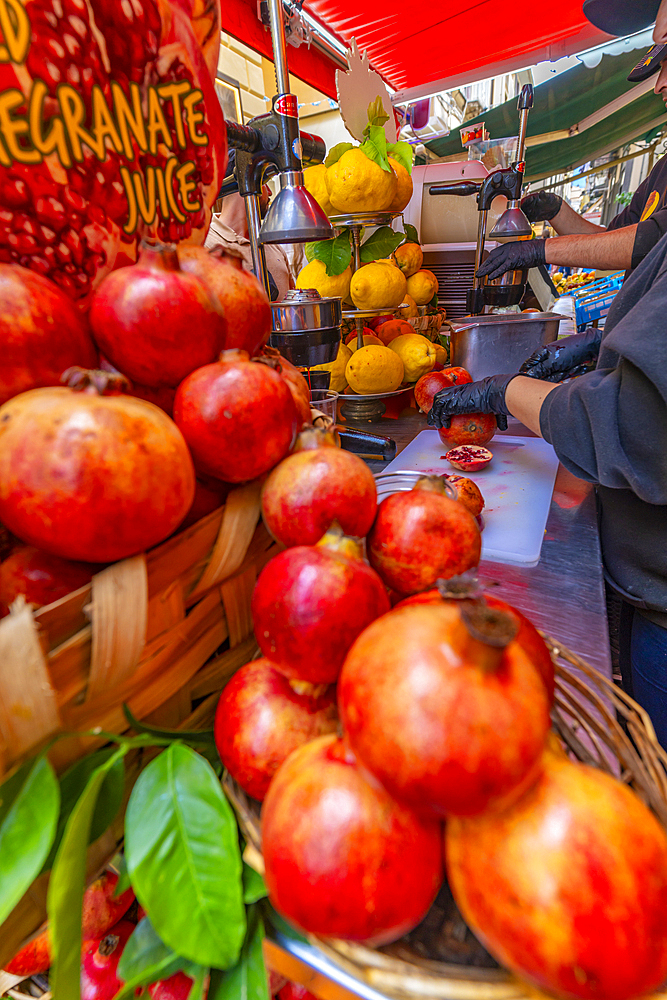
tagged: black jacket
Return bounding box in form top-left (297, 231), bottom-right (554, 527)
top-left (540, 234), bottom-right (667, 622)
top-left (609, 154), bottom-right (667, 270)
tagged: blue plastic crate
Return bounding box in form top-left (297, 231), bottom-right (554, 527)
top-left (571, 273), bottom-right (624, 327)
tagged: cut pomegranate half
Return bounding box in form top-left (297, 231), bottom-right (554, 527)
top-left (445, 446), bottom-right (493, 472)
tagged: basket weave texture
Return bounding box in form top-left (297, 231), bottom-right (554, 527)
top-left (228, 636), bottom-right (667, 1000)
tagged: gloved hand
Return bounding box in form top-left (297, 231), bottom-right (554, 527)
top-left (427, 374), bottom-right (517, 431)
top-left (521, 190), bottom-right (563, 223)
top-left (476, 240), bottom-right (546, 281)
top-left (519, 327), bottom-right (602, 382)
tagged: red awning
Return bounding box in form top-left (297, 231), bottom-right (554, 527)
top-left (300, 0), bottom-right (611, 96)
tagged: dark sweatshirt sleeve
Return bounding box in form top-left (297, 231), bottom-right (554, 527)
top-left (630, 209), bottom-right (667, 269)
top-left (539, 268), bottom-right (667, 505)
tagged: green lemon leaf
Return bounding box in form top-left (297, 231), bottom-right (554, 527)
top-left (0, 757), bottom-right (59, 927)
top-left (114, 917), bottom-right (201, 998)
top-left (324, 142), bottom-right (353, 168)
top-left (41, 748), bottom-right (125, 874)
top-left (49, 746), bottom-right (127, 1000)
top-left (428, 291), bottom-right (439, 308)
top-left (311, 231), bottom-right (352, 276)
top-left (208, 908), bottom-right (268, 1000)
top-left (386, 141), bottom-right (414, 175)
top-left (123, 705), bottom-right (216, 746)
top-left (125, 744), bottom-right (245, 970)
top-left (243, 864), bottom-right (267, 904)
top-left (360, 125), bottom-right (391, 173)
top-left (403, 223), bottom-right (420, 244)
top-left (360, 226), bottom-right (405, 263)
top-left (187, 965), bottom-right (209, 1000)
top-left (304, 242), bottom-right (318, 263)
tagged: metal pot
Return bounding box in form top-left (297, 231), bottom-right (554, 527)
top-left (449, 311), bottom-right (562, 380)
top-left (269, 288), bottom-right (342, 367)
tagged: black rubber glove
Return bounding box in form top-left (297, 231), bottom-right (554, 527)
top-left (519, 327), bottom-right (602, 382)
top-left (427, 374), bottom-right (517, 431)
top-left (476, 240), bottom-right (546, 281)
top-left (521, 191), bottom-right (563, 223)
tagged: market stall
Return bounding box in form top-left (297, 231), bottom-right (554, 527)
top-left (1, 2), bottom-right (666, 1000)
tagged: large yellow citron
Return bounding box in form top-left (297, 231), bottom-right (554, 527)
top-left (394, 242), bottom-right (423, 277)
top-left (345, 345), bottom-right (405, 394)
top-left (406, 269), bottom-right (439, 305)
top-left (303, 164), bottom-right (334, 216)
top-left (388, 334), bottom-right (436, 382)
top-left (326, 148), bottom-right (397, 214)
top-left (310, 341), bottom-right (353, 392)
top-left (349, 261), bottom-right (407, 311)
top-left (296, 260), bottom-right (352, 299)
top-left (387, 157), bottom-right (413, 212)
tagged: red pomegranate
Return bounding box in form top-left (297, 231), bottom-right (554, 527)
top-left (262, 734), bottom-right (443, 944)
top-left (0, 546), bottom-right (100, 616)
top-left (257, 348), bottom-right (312, 429)
top-left (99, 356), bottom-right (177, 417)
top-left (395, 589), bottom-right (555, 704)
top-left (178, 246), bottom-right (272, 358)
top-left (81, 920), bottom-right (135, 1000)
top-left (367, 476), bottom-right (480, 595)
top-left (0, 266), bottom-right (98, 407)
top-left (444, 475), bottom-right (484, 518)
top-left (0, 369), bottom-right (195, 563)
top-left (0, 0), bottom-right (226, 304)
top-left (445, 445), bottom-right (493, 472)
top-left (437, 413), bottom-right (496, 448)
top-left (174, 350), bottom-right (298, 483)
top-left (149, 971), bottom-right (208, 999)
top-left (414, 367), bottom-right (473, 413)
top-left (446, 748), bottom-right (667, 1000)
top-left (90, 242), bottom-right (226, 389)
top-left (261, 429), bottom-right (377, 547)
top-left (214, 658), bottom-right (338, 800)
top-left (177, 479), bottom-right (230, 532)
top-left (252, 527), bottom-right (390, 684)
top-left (278, 986), bottom-right (318, 1000)
top-left (5, 871), bottom-right (134, 977)
top-left (338, 600), bottom-right (550, 817)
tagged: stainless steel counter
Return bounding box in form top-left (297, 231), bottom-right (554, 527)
top-left (269, 411), bottom-right (611, 999)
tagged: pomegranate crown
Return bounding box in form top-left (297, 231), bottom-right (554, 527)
top-left (61, 368), bottom-right (130, 396)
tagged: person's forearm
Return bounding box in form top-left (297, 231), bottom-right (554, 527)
top-left (550, 200), bottom-right (606, 236)
top-left (505, 376), bottom-right (559, 436)
top-left (543, 225), bottom-right (636, 271)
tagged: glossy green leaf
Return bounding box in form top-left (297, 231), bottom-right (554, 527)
top-left (262, 902), bottom-right (308, 946)
top-left (360, 125), bottom-right (391, 173)
top-left (311, 231), bottom-right (352, 276)
top-left (304, 242), bottom-right (318, 262)
top-left (49, 746), bottom-right (127, 1000)
top-left (403, 223), bottom-right (420, 244)
top-left (428, 291), bottom-right (439, 309)
top-left (42, 748), bottom-right (125, 874)
top-left (122, 706), bottom-right (216, 746)
top-left (0, 760), bottom-right (34, 826)
top-left (360, 226), bottom-right (405, 263)
top-left (125, 744), bottom-right (246, 969)
top-left (324, 141), bottom-right (353, 168)
top-left (387, 141), bottom-right (414, 175)
top-left (187, 965), bottom-right (208, 1000)
top-left (0, 757), bottom-right (59, 926)
top-left (114, 917), bottom-right (199, 998)
top-left (243, 864), bottom-right (267, 904)
top-left (208, 908), bottom-right (268, 1000)
top-left (364, 96), bottom-right (390, 133)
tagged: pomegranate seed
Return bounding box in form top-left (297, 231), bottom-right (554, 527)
top-left (66, 64), bottom-right (81, 85)
top-left (42, 246), bottom-right (57, 266)
top-left (86, 204), bottom-right (107, 226)
top-left (62, 33), bottom-right (81, 56)
top-left (8, 233), bottom-right (38, 254)
top-left (63, 189), bottom-right (86, 213)
top-left (62, 228), bottom-right (86, 265)
top-left (35, 196), bottom-right (67, 230)
top-left (28, 256), bottom-right (52, 276)
top-left (53, 272), bottom-right (77, 297)
top-left (0, 208), bottom-right (14, 225)
top-left (39, 225), bottom-right (57, 244)
top-left (56, 241), bottom-right (72, 264)
top-left (12, 212), bottom-right (31, 233)
top-left (1, 178), bottom-right (30, 208)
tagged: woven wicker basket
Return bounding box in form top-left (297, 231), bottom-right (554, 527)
top-left (227, 637), bottom-right (667, 1000)
top-left (0, 480), bottom-right (272, 968)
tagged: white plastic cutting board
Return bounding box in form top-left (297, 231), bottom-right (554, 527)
top-left (382, 431), bottom-right (560, 567)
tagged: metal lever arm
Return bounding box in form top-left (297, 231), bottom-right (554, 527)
top-left (429, 182), bottom-right (481, 197)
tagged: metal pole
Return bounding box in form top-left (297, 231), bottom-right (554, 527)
top-left (245, 193), bottom-right (271, 297)
top-left (268, 0), bottom-right (290, 94)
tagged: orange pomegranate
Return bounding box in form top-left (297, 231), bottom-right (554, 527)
top-left (414, 367), bottom-right (472, 413)
top-left (444, 475), bottom-right (484, 517)
top-left (447, 748), bottom-right (667, 1000)
top-left (375, 319), bottom-right (414, 346)
top-left (339, 600), bottom-right (550, 817)
top-left (437, 413), bottom-right (496, 447)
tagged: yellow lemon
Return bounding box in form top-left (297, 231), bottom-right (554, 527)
top-left (296, 259), bottom-right (351, 300)
top-left (395, 294), bottom-right (418, 319)
top-left (349, 261), bottom-right (407, 310)
top-left (310, 341), bottom-right (352, 392)
top-left (303, 164), bottom-right (334, 216)
top-left (387, 156), bottom-right (413, 212)
top-left (388, 333), bottom-right (436, 382)
top-left (345, 345), bottom-right (404, 394)
top-left (406, 268), bottom-right (439, 305)
top-left (326, 148), bottom-right (397, 214)
top-left (393, 242), bottom-right (423, 277)
top-left (433, 342), bottom-right (448, 367)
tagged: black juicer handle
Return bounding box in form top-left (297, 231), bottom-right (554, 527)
top-left (337, 427), bottom-right (397, 462)
top-left (429, 181), bottom-right (481, 197)
top-left (518, 83), bottom-right (534, 111)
